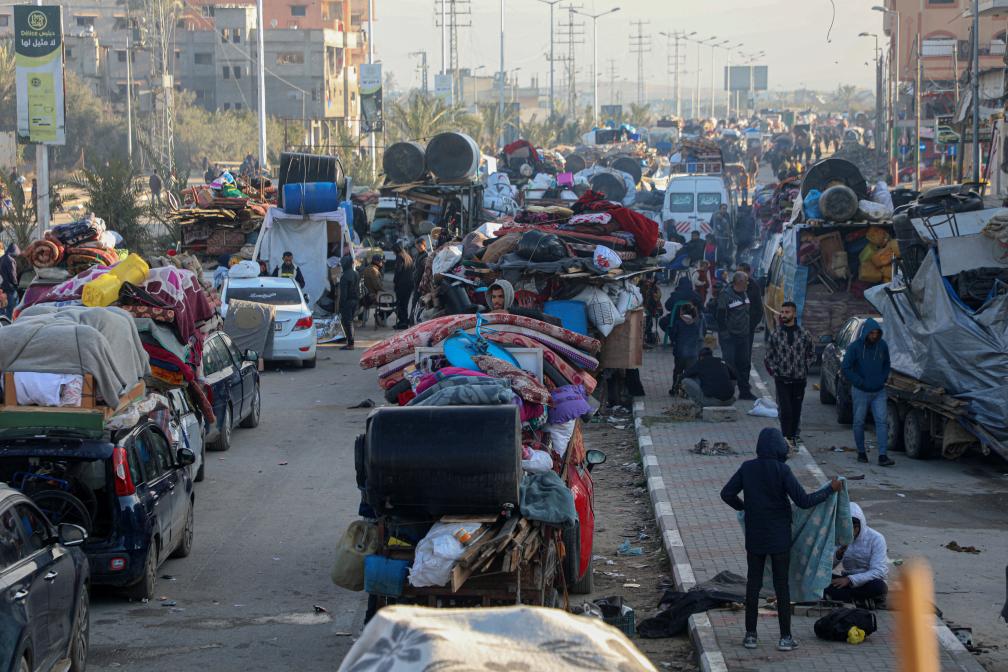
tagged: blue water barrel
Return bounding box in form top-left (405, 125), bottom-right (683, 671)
top-left (544, 300), bottom-right (589, 335)
top-left (282, 181), bottom-right (340, 215)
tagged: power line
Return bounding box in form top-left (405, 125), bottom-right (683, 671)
top-left (557, 4), bottom-right (584, 115)
top-left (434, 0), bottom-right (471, 103)
top-left (665, 31), bottom-right (688, 117)
top-left (629, 20), bottom-right (651, 106)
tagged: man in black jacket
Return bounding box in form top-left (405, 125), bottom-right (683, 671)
top-left (681, 348), bottom-right (736, 406)
top-left (337, 256), bottom-right (360, 350)
top-left (392, 242), bottom-right (414, 329)
top-left (764, 301), bottom-right (816, 446)
top-left (716, 272), bottom-right (755, 400)
top-left (410, 236), bottom-right (429, 320)
top-left (721, 428), bottom-right (842, 652)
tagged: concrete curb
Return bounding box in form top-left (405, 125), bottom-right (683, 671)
top-left (633, 400), bottom-right (728, 672)
top-left (632, 370), bottom-right (984, 672)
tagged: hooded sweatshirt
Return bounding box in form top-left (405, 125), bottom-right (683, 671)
top-left (0, 244), bottom-right (19, 293)
top-left (664, 276), bottom-right (703, 316)
top-left (488, 279), bottom-right (515, 311)
top-left (839, 503), bottom-right (888, 586)
top-left (841, 317), bottom-right (890, 393)
top-left (721, 428), bottom-right (832, 554)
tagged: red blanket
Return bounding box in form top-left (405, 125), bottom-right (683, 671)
top-left (573, 190), bottom-right (659, 257)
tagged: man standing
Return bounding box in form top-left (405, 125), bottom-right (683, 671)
top-left (361, 254), bottom-right (385, 325)
top-left (717, 271), bottom-right (755, 400)
top-left (764, 302), bottom-right (816, 446)
top-left (337, 256), bottom-right (360, 351)
top-left (842, 318), bottom-right (895, 467)
top-left (710, 203), bottom-right (735, 268)
top-left (738, 262), bottom-right (763, 346)
top-left (272, 251), bottom-right (306, 288)
top-left (149, 172), bottom-right (163, 208)
top-left (410, 237), bottom-right (429, 320)
top-left (392, 242), bottom-right (414, 330)
top-left (0, 244), bottom-right (19, 320)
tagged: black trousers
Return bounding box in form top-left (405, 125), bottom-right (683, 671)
top-left (774, 377), bottom-right (807, 440)
top-left (340, 302), bottom-right (357, 346)
top-left (673, 355), bottom-right (696, 388)
top-left (746, 551), bottom-right (791, 638)
top-left (823, 577), bottom-right (888, 603)
top-left (394, 287), bottom-right (411, 326)
top-left (719, 332), bottom-right (752, 395)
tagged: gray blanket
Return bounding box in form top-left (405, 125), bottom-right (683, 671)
top-left (1, 306), bottom-right (150, 406)
top-left (223, 299), bottom-right (275, 356)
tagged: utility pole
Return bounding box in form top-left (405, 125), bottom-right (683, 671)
top-left (34, 0), bottom-right (48, 235)
top-left (410, 51), bottom-right (429, 94)
top-left (574, 6), bottom-right (621, 123)
top-left (695, 38), bottom-right (705, 119)
top-left (607, 58), bottom-right (618, 106)
top-left (498, 0), bottom-right (505, 148)
top-left (255, 0), bottom-right (267, 171)
top-left (125, 1), bottom-right (133, 164)
top-left (368, 0), bottom-right (375, 181)
top-left (915, 32), bottom-right (922, 190)
top-left (435, 0), bottom-right (472, 105)
top-left (537, 0), bottom-right (561, 117)
top-left (971, 0), bottom-right (980, 183)
top-left (666, 32), bottom-right (685, 117)
top-left (629, 21), bottom-right (651, 106)
top-left (558, 5), bottom-right (584, 116)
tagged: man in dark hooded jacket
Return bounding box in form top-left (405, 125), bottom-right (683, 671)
top-left (392, 242), bottom-right (414, 329)
top-left (841, 318), bottom-right (894, 467)
top-left (721, 428), bottom-right (841, 652)
top-left (0, 244), bottom-right (20, 320)
top-left (337, 256), bottom-right (360, 350)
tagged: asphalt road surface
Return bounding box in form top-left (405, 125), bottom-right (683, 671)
top-left (89, 337), bottom-right (382, 671)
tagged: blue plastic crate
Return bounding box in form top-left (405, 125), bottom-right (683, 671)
top-left (364, 555), bottom-right (410, 597)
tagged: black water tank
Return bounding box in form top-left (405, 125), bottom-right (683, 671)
top-left (611, 156), bottom-right (643, 185)
top-left (425, 132), bottom-right (480, 181)
top-left (361, 405), bottom-right (521, 516)
top-left (383, 141), bottom-right (427, 184)
top-left (276, 152), bottom-right (344, 209)
top-left (589, 172), bottom-right (628, 203)
top-left (565, 154), bottom-right (587, 174)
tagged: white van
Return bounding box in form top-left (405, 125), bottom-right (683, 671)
top-left (660, 175), bottom-right (731, 238)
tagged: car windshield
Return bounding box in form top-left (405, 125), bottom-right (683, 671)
top-left (666, 193), bottom-right (694, 213)
top-left (697, 192), bottom-right (723, 212)
top-left (227, 286), bottom-right (302, 305)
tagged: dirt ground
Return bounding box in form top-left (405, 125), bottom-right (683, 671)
top-left (582, 407), bottom-right (699, 672)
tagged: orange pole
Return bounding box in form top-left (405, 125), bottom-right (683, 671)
top-left (894, 559), bottom-right (940, 672)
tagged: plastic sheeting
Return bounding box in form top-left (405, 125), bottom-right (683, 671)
top-left (865, 251), bottom-right (1008, 445)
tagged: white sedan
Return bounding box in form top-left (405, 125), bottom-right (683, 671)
top-left (221, 276), bottom-right (318, 368)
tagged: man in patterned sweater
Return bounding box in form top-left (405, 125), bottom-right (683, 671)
top-left (764, 301), bottom-right (816, 447)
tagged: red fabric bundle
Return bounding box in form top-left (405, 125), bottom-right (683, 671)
top-left (572, 189), bottom-right (660, 257)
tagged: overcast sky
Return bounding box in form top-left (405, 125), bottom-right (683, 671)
top-left (374, 0), bottom-right (883, 95)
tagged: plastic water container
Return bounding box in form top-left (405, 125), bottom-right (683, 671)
top-left (363, 555), bottom-right (410, 597)
top-left (82, 253), bottom-right (150, 307)
top-left (544, 300), bottom-right (589, 335)
top-left (283, 182), bottom-right (340, 215)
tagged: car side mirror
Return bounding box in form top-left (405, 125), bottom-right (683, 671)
top-left (244, 349), bottom-right (259, 362)
top-left (177, 447), bottom-right (196, 467)
top-left (58, 523), bottom-right (87, 547)
top-left (819, 334), bottom-right (834, 344)
top-left (585, 449), bottom-right (607, 472)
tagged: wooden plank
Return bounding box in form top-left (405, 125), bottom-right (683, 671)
top-left (3, 373), bottom-right (14, 406)
top-left (440, 514), bottom-right (499, 524)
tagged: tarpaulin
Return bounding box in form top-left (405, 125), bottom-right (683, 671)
top-left (866, 251), bottom-right (1008, 445)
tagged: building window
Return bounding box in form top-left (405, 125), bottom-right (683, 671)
top-left (65, 47), bottom-right (73, 58)
top-left (116, 50), bottom-right (127, 63)
top-left (276, 52), bottom-right (305, 65)
top-left (201, 5), bottom-right (215, 17)
top-left (290, 5), bottom-right (307, 16)
top-left (233, 66), bottom-right (242, 79)
top-left (234, 102), bottom-right (242, 111)
top-left (233, 28), bottom-right (242, 43)
top-left (223, 103), bottom-right (231, 110)
top-left (75, 16), bottom-right (95, 28)
top-left (0, 15), bottom-right (8, 27)
top-left (113, 17), bottom-right (128, 30)
top-left (194, 52), bottom-right (213, 65)
top-left (222, 66), bottom-right (230, 79)
top-left (176, 19), bottom-right (186, 29)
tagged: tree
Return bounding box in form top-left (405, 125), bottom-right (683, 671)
top-left (475, 103), bottom-right (517, 151)
top-left (386, 93), bottom-right (469, 143)
top-left (627, 103), bottom-right (653, 129)
top-left (70, 159), bottom-right (148, 251)
top-left (0, 172), bottom-right (35, 249)
top-left (831, 85), bottom-right (860, 115)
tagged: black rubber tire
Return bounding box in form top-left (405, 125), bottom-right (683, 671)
top-left (819, 373), bottom-right (836, 405)
top-left (569, 553), bottom-right (594, 594)
top-left (302, 356), bottom-right (317, 369)
top-left (171, 503), bottom-right (194, 559)
top-left (209, 406), bottom-right (232, 452)
top-left (563, 522), bottom-right (594, 595)
top-left (835, 381), bottom-right (853, 424)
top-left (128, 541), bottom-right (157, 601)
top-left (31, 490), bottom-right (93, 534)
top-left (819, 185), bottom-right (859, 222)
top-left (240, 384), bottom-right (261, 428)
top-left (69, 582), bottom-right (89, 672)
top-left (903, 408), bottom-right (932, 459)
top-left (195, 438), bottom-right (206, 482)
top-left (886, 401), bottom-right (904, 452)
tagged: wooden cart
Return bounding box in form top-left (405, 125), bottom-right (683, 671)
top-left (0, 372), bottom-right (146, 435)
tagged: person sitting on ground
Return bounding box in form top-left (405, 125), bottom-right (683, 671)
top-left (721, 428), bottom-right (843, 653)
top-left (823, 502), bottom-right (889, 606)
top-left (679, 347), bottom-right (736, 406)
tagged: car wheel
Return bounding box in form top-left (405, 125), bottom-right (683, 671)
top-left (835, 380), bottom-right (853, 424)
top-left (171, 504), bottom-right (194, 558)
top-left (195, 438), bottom-right (206, 482)
top-left (69, 582), bottom-right (89, 672)
top-left (819, 372), bottom-right (836, 405)
top-left (128, 541), bottom-right (157, 601)
top-left (562, 522), bottom-right (593, 595)
top-left (240, 384), bottom-right (261, 428)
top-left (887, 401), bottom-right (904, 452)
top-left (18, 656), bottom-right (29, 672)
top-left (210, 406), bottom-right (232, 452)
top-left (302, 355), bottom-right (317, 369)
top-left (903, 408), bottom-right (932, 459)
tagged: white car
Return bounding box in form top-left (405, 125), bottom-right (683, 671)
top-left (221, 276), bottom-right (318, 368)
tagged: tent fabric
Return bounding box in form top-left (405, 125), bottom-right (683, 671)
top-left (257, 207), bottom-right (345, 309)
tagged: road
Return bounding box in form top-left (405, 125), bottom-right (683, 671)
top-left (88, 336), bottom-right (383, 671)
top-left (749, 340), bottom-right (1008, 670)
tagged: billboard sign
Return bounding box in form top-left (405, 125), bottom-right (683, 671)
top-left (359, 63), bottom-right (383, 133)
top-left (724, 65), bottom-right (768, 92)
top-left (14, 5), bottom-right (66, 145)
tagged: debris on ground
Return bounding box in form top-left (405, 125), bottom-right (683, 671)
top-left (691, 439), bottom-right (737, 456)
top-left (617, 540), bottom-right (644, 556)
top-left (945, 541), bottom-right (981, 554)
top-left (347, 399), bottom-right (376, 409)
top-left (663, 398), bottom-right (700, 421)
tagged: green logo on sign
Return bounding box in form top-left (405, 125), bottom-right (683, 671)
top-left (27, 10), bottom-right (47, 31)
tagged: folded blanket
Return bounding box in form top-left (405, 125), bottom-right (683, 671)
top-left (50, 216), bottom-right (106, 247)
top-left (26, 238), bottom-right (63, 268)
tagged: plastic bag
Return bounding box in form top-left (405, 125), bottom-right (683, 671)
top-left (614, 284), bottom-right (643, 315)
top-left (803, 189), bottom-right (822, 220)
top-left (656, 240), bottom-right (682, 264)
top-left (521, 449), bottom-right (554, 474)
top-left (409, 522), bottom-right (483, 588)
top-left (229, 260), bottom-right (261, 279)
top-left (574, 286), bottom-right (621, 337)
top-left (516, 230), bottom-right (567, 262)
top-left (747, 396), bottom-right (779, 418)
top-left (858, 199), bottom-right (892, 222)
top-left (545, 420), bottom-right (577, 457)
top-left (593, 245), bottom-right (622, 271)
top-left (432, 244), bottom-right (463, 275)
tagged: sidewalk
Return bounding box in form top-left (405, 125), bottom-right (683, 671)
top-left (634, 345), bottom-right (985, 672)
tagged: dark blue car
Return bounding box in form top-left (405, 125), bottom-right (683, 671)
top-left (0, 485), bottom-right (89, 672)
top-left (202, 331), bottom-right (261, 451)
top-left (0, 420), bottom-right (196, 601)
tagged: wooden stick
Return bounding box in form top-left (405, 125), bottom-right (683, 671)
top-left (894, 558), bottom-right (940, 672)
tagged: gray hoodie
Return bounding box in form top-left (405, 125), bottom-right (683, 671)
top-left (838, 502), bottom-right (888, 586)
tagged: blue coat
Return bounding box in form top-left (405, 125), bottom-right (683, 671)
top-left (720, 428), bottom-right (831, 554)
top-left (841, 317), bottom-right (891, 393)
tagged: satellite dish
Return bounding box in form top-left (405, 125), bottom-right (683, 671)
top-left (270, 19), bottom-right (278, 28)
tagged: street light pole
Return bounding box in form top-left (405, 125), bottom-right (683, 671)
top-left (873, 5), bottom-right (900, 182)
top-left (573, 7), bottom-right (620, 124)
top-left (255, 0), bottom-right (267, 173)
top-left (971, 0), bottom-right (980, 182)
top-left (860, 32), bottom-right (882, 177)
top-left (368, 0), bottom-right (375, 181)
top-left (498, 0), bottom-right (505, 148)
top-left (537, 0), bottom-right (560, 117)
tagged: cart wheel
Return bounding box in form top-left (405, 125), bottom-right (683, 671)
top-left (886, 401), bottom-right (904, 452)
top-left (903, 409), bottom-right (932, 460)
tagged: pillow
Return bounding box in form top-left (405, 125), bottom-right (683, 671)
top-left (473, 355), bottom-right (551, 406)
top-left (548, 384), bottom-right (591, 424)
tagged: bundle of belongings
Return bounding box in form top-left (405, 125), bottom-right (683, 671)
top-left (7, 251), bottom-right (220, 424)
top-left (24, 214), bottom-right (120, 275)
top-left (172, 170), bottom-right (273, 257)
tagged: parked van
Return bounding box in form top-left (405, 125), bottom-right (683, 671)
top-left (661, 174), bottom-right (733, 238)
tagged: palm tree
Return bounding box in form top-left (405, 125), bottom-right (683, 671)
top-left (475, 103), bottom-right (518, 151)
top-left (387, 93), bottom-right (467, 143)
top-left (70, 159), bottom-right (148, 251)
top-left (627, 103), bottom-right (653, 129)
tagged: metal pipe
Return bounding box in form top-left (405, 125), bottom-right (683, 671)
top-left (35, 0), bottom-right (49, 235)
top-left (971, 0), bottom-right (980, 182)
top-left (255, 0), bottom-right (267, 171)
